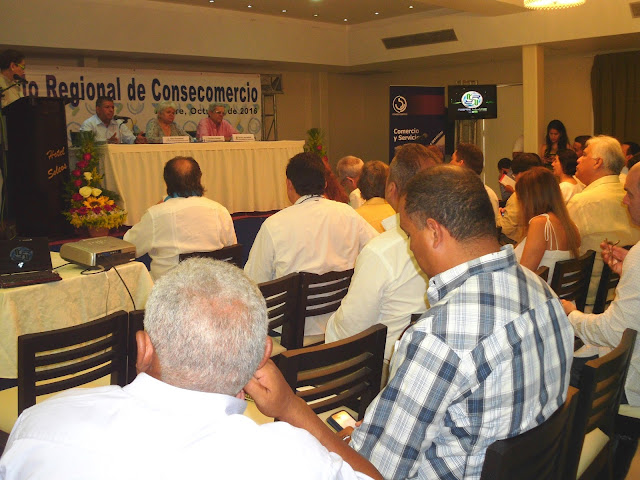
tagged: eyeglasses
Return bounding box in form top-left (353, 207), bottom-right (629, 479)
top-left (16, 63), bottom-right (25, 70)
top-left (213, 111), bottom-right (225, 115)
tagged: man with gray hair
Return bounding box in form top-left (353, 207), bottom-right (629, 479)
top-left (337, 155), bottom-right (365, 208)
top-left (196, 103), bottom-right (239, 141)
top-left (567, 135), bottom-right (640, 307)
top-left (0, 259), bottom-right (382, 480)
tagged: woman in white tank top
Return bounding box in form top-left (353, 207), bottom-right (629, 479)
top-left (514, 167), bottom-right (581, 282)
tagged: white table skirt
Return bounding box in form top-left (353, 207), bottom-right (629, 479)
top-left (0, 253), bottom-right (154, 378)
top-left (102, 141), bottom-right (303, 225)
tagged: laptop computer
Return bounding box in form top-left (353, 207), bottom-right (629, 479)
top-left (0, 237), bottom-right (61, 288)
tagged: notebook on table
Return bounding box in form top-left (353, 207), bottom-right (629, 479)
top-left (0, 237), bottom-right (61, 288)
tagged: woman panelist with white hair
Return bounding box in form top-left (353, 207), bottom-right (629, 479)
top-left (146, 101), bottom-right (189, 143)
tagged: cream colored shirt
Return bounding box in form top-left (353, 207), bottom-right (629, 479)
top-left (567, 175), bottom-right (640, 306)
top-left (498, 193), bottom-right (524, 243)
top-left (356, 197), bottom-right (396, 233)
top-left (485, 184), bottom-right (501, 225)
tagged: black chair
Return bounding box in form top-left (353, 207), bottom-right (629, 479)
top-left (591, 246), bottom-right (631, 314)
top-left (549, 250), bottom-right (596, 312)
top-left (258, 273), bottom-right (302, 355)
top-left (534, 265), bottom-right (549, 282)
top-left (17, 311), bottom-right (129, 415)
top-left (297, 269), bottom-right (354, 346)
top-left (278, 324), bottom-right (387, 419)
top-left (565, 328), bottom-right (637, 480)
top-left (178, 243), bottom-right (243, 268)
top-left (480, 386), bottom-right (579, 480)
top-left (127, 310), bottom-right (146, 384)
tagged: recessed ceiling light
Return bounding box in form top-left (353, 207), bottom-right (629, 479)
top-left (247, 4), bottom-right (252, 8)
top-left (282, 9), bottom-right (286, 12)
top-left (209, 0), bottom-right (214, 3)
top-left (343, 18), bottom-right (348, 21)
top-left (409, 5), bottom-right (414, 8)
top-left (313, 14), bottom-right (318, 17)
top-left (375, 12), bottom-right (379, 15)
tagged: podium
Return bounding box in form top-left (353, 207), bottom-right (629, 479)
top-left (2, 97), bottom-right (71, 237)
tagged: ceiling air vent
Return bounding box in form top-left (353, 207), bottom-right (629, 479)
top-left (630, 1), bottom-right (640, 18)
top-left (382, 29), bottom-right (457, 50)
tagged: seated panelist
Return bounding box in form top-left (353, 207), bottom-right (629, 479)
top-left (196, 103), bottom-right (239, 141)
top-left (146, 101), bottom-right (189, 144)
top-left (80, 96), bottom-right (146, 144)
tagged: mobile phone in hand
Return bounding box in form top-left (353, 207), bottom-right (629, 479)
top-left (327, 410), bottom-right (357, 432)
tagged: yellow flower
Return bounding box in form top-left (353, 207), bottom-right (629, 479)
top-left (83, 196), bottom-right (113, 209)
top-left (79, 186), bottom-right (92, 198)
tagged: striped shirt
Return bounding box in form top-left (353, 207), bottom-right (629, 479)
top-left (351, 245), bottom-right (574, 479)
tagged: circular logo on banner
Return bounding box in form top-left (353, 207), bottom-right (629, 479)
top-left (10, 247), bottom-right (33, 269)
top-left (392, 96), bottom-right (408, 114)
top-left (461, 91), bottom-right (483, 109)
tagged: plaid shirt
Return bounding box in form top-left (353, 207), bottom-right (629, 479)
top-left (350, 245), bottom-right (574, 479)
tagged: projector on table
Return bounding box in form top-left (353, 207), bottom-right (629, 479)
top-left (60, 237), bottom-right (136, 268)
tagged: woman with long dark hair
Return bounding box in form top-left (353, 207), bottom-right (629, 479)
top-left (515, 167), bottom-right (581, 281)
top-left (540, 119), bottom-right (572, 162)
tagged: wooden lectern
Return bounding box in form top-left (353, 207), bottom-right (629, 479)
top-left (2, 97), bottom-right (72, 237)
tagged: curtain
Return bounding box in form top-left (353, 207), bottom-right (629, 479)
top-left (591, 51), bottom-right (640, 140)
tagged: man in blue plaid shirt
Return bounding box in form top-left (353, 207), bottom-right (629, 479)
top-left (350, 165), bottom-right (574, 479)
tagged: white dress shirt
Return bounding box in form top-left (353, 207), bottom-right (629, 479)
top-left (349, 188), bottom-right (365, 209)
top-left (567, 176), bottom-right (640, 305)
top-left (568, 242), bottom-right (640, 406)
top-left (0, 373), bottom-right (371, 480)
top-left (79, 114), bottom-right (137, 144)
top-left (559, 181), bottom-right (583, 203)
top-left (244, 195), bottom-right (378, 335)
top-left (123, 196), bottom-right (237, 280)
top-left (325, 226), bottom-right (429, 362)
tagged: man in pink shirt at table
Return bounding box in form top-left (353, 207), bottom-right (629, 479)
top-left (196, 103), bottom-right (239, 141)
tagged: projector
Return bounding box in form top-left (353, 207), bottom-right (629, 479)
top-left (60, 237), bottom-right (136, 268)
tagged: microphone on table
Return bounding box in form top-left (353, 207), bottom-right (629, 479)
top-left (13, 74), bottom-right (27, 85)
top-left (114, 115), bottom-right (131, 121)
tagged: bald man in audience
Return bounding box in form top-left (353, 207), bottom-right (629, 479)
top-left (449, 143), bottom-right (500, 224)
top-left (0, 258), bottom-right (382, 479)
top-left (244, 152), bottom-right (378, 338)
top-left (337, 155), bottom-right (365, 208)
top-left (326, 144), bottom-right (439, 383)
top-left (348, 166), bottom-right (573, 479)
top-left (498, 153), bottom-right (542, 243)
top-left (563, 162), bottom-right (640, 406)
top-left (355, 161), bottom-right (395, 233)
top-left (124, 156), bottom-right (236, 280)
top-left (567, 135), bottom-right (640, 308)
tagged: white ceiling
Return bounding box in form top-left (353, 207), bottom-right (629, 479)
top-left (155, 0), bottom-right (528, 25)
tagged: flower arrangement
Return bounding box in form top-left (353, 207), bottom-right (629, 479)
top-left (303, 127), bottom-right (329, 164)
top-left (63, 133), bottom-right (127, 231)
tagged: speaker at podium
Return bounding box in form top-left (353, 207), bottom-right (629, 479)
top-left (2, 96), bottom-right (72, 238)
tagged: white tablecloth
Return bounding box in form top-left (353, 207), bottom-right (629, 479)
top-left (0, 253), bottom-right (154, 378)
top-left (102, 141), bottom-right (303, 225)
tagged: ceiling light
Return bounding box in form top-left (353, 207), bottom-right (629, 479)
top-left (344, 18), bottom-right (348, 21)
top-left (375, 12), bottom-right (379, 15)
top-left (209, 0), bottom-right (214, 3)
top-left (524, 0), bottom-right (585, 9)
top-left (247, 5), bottom-right (252, 8)
top-left (409, 5), bottom-right (414, 8)
top-left (282, 9), bottom-right (286, 12)
top-left (313, 14), bottom-right (318, 17)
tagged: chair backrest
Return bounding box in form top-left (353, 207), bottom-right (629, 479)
top-left (17, 310), bottom-right (129, 415)
top-left (564, 328), bottom-right (638, 479)
top-left (178, 243), bottom-right (243, 267)
top-left (535, 265), bottom-right (550, 282)
top-left (549, 250), bottom-right (596, 311)
top-left (591, 246), bottom-right (631, 314)
top-left (258, 272), bottom-right (301, 350)
top-left (127, 309), bottom-right (146, 384)
top-left (480, 386), bottom-right (579, 480)
top-left (297, 269), bottom-right (354, 343)
top-left (278, 324), bottom-right (387, 419)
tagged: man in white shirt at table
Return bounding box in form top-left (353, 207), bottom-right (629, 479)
top-left (244, 152), bottom-right (378, 337)
top-left (124, 156), bottom-right (237, 280)
top-left (80, 96), bottom-right (146, 144)
top-left (0, 258), bottom-right (382, 480)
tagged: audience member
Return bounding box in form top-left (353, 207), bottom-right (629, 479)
top-left (562, 162), bottom-right (640, 406)
top-left (80, 96), bottom-right (146, 144)
top-left (620, 141), bottom-right (640, 184)
top-left (629, 152), bottom-right (640, 171)
top-left (426, 145), bottom-right (444, 163)
top-left (552, 149), bottom-right (583, 202)
top-left (450, 143), bottom-right (500, 224)
top-left (540, 119), bottom-right (572, 162)
top-left (0, 258), bottom-right (382, 479)
top-left (196, 103), bottom-right (238, 141)
top-left (567, 135), bottom-right (640, 307)
top-left (244, 152), bottom-right (378, 337)
top-left (322, 156), bottom-right (349, 203)
top-left (497, 157), bottom-right (515, 202)
top-left (124, 156), bottom-right (236, 280)
top-left (515, 167), bottom-right (581, 281)
top-left (0, 49), bottom-right (25, 109)
top-left (381, 143), bottom-right (442, 231)
top-left (573, 135), bottom-right (591, 158)
top-left (355, 161), bottom-right (395, 233)
top-left (145, 101), bottom-right (189, 143)
top-left (350, 165), bottom-right (574, 479)
top-left (498, 152), bottom-right (542, 243)
top-left (337, 156), bottom-right (365, 208)
top-left (326, 146), bottom-right (434, 383)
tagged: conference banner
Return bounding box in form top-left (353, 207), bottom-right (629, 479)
top-left (21, 66), bottom-right (262, 141)
top-left (389, 86), bottom-right (446, 162)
